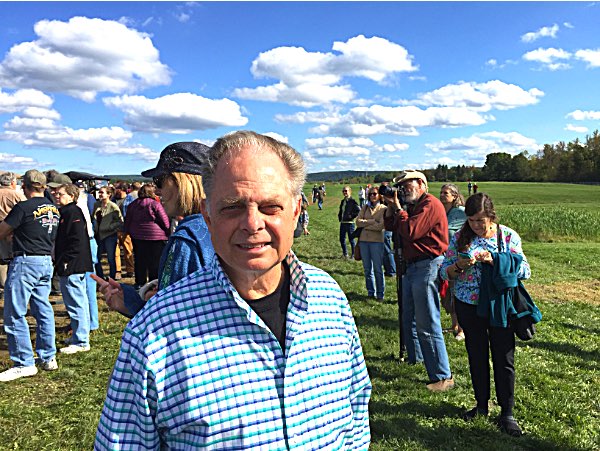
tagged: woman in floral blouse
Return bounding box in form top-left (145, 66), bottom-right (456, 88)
top-left (440, 193), bottom-right (530, 437)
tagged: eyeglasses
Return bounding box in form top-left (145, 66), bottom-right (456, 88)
top-left (369, 192), bottom-right (379, 196)
top-left (342, 190), bottom-right (348, 193)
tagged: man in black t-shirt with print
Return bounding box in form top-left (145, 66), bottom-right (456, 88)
top-left (0, 170), bottom-right (60, 382)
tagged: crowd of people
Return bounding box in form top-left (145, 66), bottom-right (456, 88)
top-left (0, 130), bottom-right (537, 446)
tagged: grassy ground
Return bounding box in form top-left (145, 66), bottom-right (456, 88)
top-left (0, 182), bottom-right (599, 450)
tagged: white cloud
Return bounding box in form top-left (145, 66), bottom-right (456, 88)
top-left (305, 136), bottom-right (371, 156)
top-left (486, 59), bottom-right (498, 67)
top-left (566, 109), bottom-right (600, 120)
top-left (574, 49), bottom-right (600, 67)
top-left (521, 24), bottom-right (559, 43)
top-left (565, 124), bottom-right (589, 133)
top-left (426, 131), bottom-right (539, 165)
top-left (103, 93), bottom-right (248, 133)
top-left (310, 105), bottom-right (488, 137)
top-left (380, 143), bottom-right (409, 152)
top-left (522, 47), bottom-right (572, 70)
top-left (0, 17), bottom-right (171, 101)
top-left (262, 132), bottom-right (288, 143)
top-left (233, 35), bottom-right (417, 107)
top-left (0, 89), bottom-right (54, 114)
top-left (407, 80), bottom-right (544, 111)
top-left (0, 152), bottom-right (45, 169)
top-left (563, 22), bottom-right (574, 29)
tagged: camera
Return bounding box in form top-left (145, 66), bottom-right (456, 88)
top-left (379, 183), bottom-right (407, 208)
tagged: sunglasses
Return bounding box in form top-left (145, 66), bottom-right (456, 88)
top-left (369, 192), bottom-right (379, 196)
top-left (153, 175), bottom-right (168, 189)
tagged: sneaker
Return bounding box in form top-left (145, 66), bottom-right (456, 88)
top-left (37, 357), bottom-right (58, 371)
top-left (455, 331), bottom-right (465, 341)
top-left (60, 344), bottom-right (91, 355)
top-left (426, 376), bottom-right (455, 392)
top-left (0, 365), bottom-right (38, 382)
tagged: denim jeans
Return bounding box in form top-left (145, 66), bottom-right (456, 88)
top-left (318, 199), bottom-right (323, 210)
top-left (95, 233), bottom-right (118, 279)
top-left (60, 274), bottom-right (90, 347)
top-left (86, 236), bottom-right (99, 330)
top-left (402, 255), bottom-right (452, 381)
top-left (339, 222), bottom-right (356, 257)
top-left (383, 231), bottom-right (397, 275)
top-left (3, 255), bottom-right (55, 367)
top-left (359, 241), bottom-right (385, 298)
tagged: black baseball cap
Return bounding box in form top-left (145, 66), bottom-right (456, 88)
top-left (141, 142), bottom-right (209, 178)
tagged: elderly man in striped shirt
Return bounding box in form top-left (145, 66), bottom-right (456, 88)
top-left (95, 131), bottom-right (372, 450)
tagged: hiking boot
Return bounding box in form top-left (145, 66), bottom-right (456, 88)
top-left (37, 357), bottom-right (58, 371)
top-left (496, 416), bottom-right (523, 437)
top-left (461, 407), bottom-right (489, 421)
top-left (60, 344), bottom-right (91, 355)
top-left (0, 365), bottom-right (38, 382)
top-left (426, 376), bottom-right (455, 392)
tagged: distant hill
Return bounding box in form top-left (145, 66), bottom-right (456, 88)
top-left (105, 170), bottom-right (394, 183)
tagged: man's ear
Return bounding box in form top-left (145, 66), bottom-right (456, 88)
top-left (293, 196), bottom-right (302, 220)
top-left (200, 199), bottom-right (212, 228)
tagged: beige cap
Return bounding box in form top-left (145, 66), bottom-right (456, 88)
top-left (23, 169), bottom-right (47, 187)
top-left (392, 170), bottom-right (428, 186)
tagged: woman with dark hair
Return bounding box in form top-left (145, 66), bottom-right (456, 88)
top-left (440, 193), bottom-right (531, 437)
top-left (123, 183), bottom-right (170, 288)
top-left (439, 183), bottom-right (467, 340)
top-left (92, 186), bottom-right (123, 280)
top-left (92, 142), bottom-right (215, 317)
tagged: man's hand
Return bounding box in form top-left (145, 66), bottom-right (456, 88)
top-left (90, 274), bottom-right (128, 315)
top-left (383, 190), bottom-right (402, 212)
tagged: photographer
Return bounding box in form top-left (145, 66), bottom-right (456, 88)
top-left (383, 170), bottom-right (453, 392)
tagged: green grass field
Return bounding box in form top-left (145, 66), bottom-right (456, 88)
top-left (1, 182), bottom-right (599, 450)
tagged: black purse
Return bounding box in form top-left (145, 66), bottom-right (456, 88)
top-left (497, 227), bottom-right (537, 341)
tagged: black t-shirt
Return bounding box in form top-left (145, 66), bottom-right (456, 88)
top-left (4, 197), bottom-right (60, 255)
top-left (246, 263), bottom-right (290, 350)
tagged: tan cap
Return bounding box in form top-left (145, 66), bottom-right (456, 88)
top-left (393, 170), bottom-right (428, 186)
top-left (23, 169), bottom-right (47, 187)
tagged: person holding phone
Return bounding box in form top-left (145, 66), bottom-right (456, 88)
top-left (440, 193), bottom-right (531, 437)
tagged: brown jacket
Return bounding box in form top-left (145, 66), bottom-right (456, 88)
top-left (356, 202), bottom-right (386, 243)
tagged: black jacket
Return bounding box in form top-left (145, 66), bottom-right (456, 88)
top-left (338, 197), bottom-right (360, 222)
top-left (55, 202), bottom-right (93, 276)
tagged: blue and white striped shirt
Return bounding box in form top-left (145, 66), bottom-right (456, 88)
top-left (95, 252), bottom-right (371, 450)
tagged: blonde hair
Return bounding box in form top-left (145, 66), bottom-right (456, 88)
top-left (171, 172), bottom-right (204, 216)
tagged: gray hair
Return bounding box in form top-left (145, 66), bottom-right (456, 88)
top-left (0, 172), bottom-right (16, 186)
top-left (202, 131), bottom-right (306, 201)
top-left (441, 183), bottom-right (465, 208)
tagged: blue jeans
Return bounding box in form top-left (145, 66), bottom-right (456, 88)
top-left (60, 274), bottom-right (90, 347)
top-left (4, 255), bottom-right (55, 367)
top-left (318, 199), bottom-right (323, 210)
top-left (359, 241), bottom-right (385, 298)
top-left (86, 237), bottom-right (99, 330)
top-left (383, 231), bottom-right (397, 275)
top-left (95, 233), bottom-right (118, 280)
top-left (339, 222), bottom-right (356, 257)
top-left (402, 255), bottom-right (451, 381)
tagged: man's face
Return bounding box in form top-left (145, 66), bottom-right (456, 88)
top-left (202, 146), bottom-right (301, 283)
top-left (342, 187), bottom-right (351, 198)
top-left (400, 179), bottom-right (424, 204)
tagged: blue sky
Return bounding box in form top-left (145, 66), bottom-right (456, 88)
top-left (1, 2), bottom-right (599, 176)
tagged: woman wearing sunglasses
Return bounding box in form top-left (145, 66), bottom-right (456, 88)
top-left (356, 187), bottom-right (387, 300)
top-left (92, 142), bottom-right (215, 318)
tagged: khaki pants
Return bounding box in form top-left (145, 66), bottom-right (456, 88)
top-left (115, 232), bottom-right (134, 274)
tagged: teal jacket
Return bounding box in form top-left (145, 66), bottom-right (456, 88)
top-left (477, 252), bottom-right (542, 327)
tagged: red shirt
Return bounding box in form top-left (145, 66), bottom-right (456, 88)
top-left (384, 193), bottom-right (448, 262)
